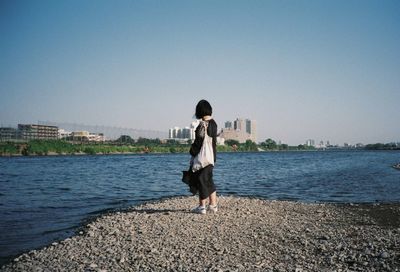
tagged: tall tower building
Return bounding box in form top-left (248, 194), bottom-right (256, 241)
top-left (225, 121), bottom-right (232, 129)
top-left (306, 139), bottom-right (315, 147)
top-left (246, 119), bottom-right (257, 142)
top-left (220, 118), bottom-right (257, 143)
top-left (234, 118), bottom-right (245, 131)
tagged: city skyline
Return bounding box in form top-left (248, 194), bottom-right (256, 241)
top-left (2, 120), bottom-right (390, 147)
top-left (1, 1), bottom-right (399, 145)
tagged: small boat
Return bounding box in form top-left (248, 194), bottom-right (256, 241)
top-left (393, 163), bottom-right (400, 170)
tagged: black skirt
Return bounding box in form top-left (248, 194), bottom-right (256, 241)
top-left (191, 165), bottom-right (216, 199)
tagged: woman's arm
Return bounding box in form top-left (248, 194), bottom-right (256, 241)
top-left (208, 120), bottom-right (217, 162)
top-left (190, 122), bottom-right (205, 157)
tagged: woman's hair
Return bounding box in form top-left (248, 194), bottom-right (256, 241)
top-left (195, 99), bottom-right (212, 119)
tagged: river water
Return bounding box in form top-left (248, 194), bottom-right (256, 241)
top-left (0, 151), bottom-right (399, 265)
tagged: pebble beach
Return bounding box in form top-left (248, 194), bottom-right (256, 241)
top-left (1, 196), bottom-right (399, 272)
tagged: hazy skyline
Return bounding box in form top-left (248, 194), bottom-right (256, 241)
top-left (1, 0), bottom-right (399, 145)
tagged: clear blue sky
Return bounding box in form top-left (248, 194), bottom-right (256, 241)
top-left (1, 0), bottom-right (399, 145)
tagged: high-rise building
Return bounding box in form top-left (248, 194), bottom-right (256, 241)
top-left (234, 118), bottom-right (245, 131)
top-left (169, 121), bottom-right (199, 141)
top-left (246, 119), bottom-right (257, 142)
top-left (225, 121), bottom-right (232, 129)
top-left (306, 139), bottom-right (315, 147)
top-left (220, 118), bottom-right (257, 143)
top-left (169, 127), bottom-right (180, 139)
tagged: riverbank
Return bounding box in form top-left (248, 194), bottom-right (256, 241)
top-left (1, 196), bottom-right (399, 272)
top-left (2, 139), bottom-right (399, 157)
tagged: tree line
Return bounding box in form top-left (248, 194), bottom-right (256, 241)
top-left (0, 139), bottom-right (187, 156)
top-left (1, 137), bottom-right (397, 156)
top-left (0, 137), bottom-right (306, 156)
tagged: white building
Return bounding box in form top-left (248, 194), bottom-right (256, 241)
top-left (88, 133), bottom-right (105, 142)
top-left (69, 131), bottom-right (105, 142)
top-left (169, 121), bottom-right (199, 141)
top-left (306, 139), bottom-right (315, 147)
top-left (58, 129), bottom-right (71, 139)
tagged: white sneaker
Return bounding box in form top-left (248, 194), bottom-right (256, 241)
top-left (191, 206), bottom-right (207, 214)
top-left (208, 205), bottom-right (218, 213)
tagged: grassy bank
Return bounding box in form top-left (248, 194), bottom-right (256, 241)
top-left (0, 140), bottom-right (188, 156)
top-left (0, 139), bottom-right (264, 156)
top-left (0, 138), bottom-right (337, 157)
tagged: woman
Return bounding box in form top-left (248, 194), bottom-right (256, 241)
top-left (190, 99), bottom-right (218, 214)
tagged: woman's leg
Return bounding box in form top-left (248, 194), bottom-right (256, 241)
top-left (199, 197), bottom-right (207, 207)
top-left (209, 191), bottom-right (217, 206)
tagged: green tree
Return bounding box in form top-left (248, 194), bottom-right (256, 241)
top-left (279, 144), bottom-right (289, 150)
top-left (297, 144), bottom-right (306, 150)
top-left (225, 139), bottom-right (240, 147)
top-left (244, 140), bottom-right (258, 151)
top-left (0, 142), bottom-right (18, 155)
top-left (261, 138), bottom-right (277, 150)
top-left (116, 135), bottom-right (135, 144)
top-left (83, 147), bottom-right (96, 155)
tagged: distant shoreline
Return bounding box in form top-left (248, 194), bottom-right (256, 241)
top-left (1, 148), bottom-right (400, 158)
top-left (1, 139), bottom-right (399, 157)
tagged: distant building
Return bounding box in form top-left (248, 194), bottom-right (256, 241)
top-left (169, 121), bottom-right (199, 141)
top-left (169, 127), bottom-right (179, 139)
top-left (18, 124), bottom-right (58, 140)
top-left (71, 131), bottom-right (90, 137)
top-left (326, 140), bottom-right (331, 147)
top-left (58, 129), bottom-right (71, 139)
top-left (305, 139), bottom-right (315, 147)
top-left (234, 118), bottom-right (245, 131)
top-left (69, 131), bottom-right (105, 142)
top-left (70, 131), bottom-right (89, 142)
top-left (0, 127), bottom-right (18, 141)
top-left (39, 121), bottom-right (167, 140)
top-left (316, 140), bottom-right (325, 149)
top-left (224, 121), bottom-right (232, 129)
top-left (220, 118), bottom-right (257, 143)
top-left (88, 133), bottom-right (105, 142)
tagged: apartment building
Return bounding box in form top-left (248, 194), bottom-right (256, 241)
top-left (0, 127), bottom-right (18, 141)
top-left (169, 121), bottom-right (199, 141)
top-left (18, 124), bottom-right (59, 140)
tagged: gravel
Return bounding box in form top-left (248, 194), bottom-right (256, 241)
top-left (1, 196), bottom-right (399, 271)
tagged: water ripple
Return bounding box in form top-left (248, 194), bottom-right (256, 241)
top-left (0, 151), bottom-right (399, 266)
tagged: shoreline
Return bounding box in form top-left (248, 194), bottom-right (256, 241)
top-left (2, 148), bottom-right (400, 158)
top-left (1, 196), bottom-right (399, 271)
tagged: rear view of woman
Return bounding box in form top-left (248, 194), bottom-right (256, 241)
top-left (190, 99), bottom-right (218, 214)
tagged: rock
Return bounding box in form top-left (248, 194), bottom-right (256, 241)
top-left (379, 251), bottom-right (390, 259)
top-left (320, 235), bottom-right (330, 240)
top-left (1, 196), bottom-right (399, 272)
top-left (284, 255), bottom-right (290, 261)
